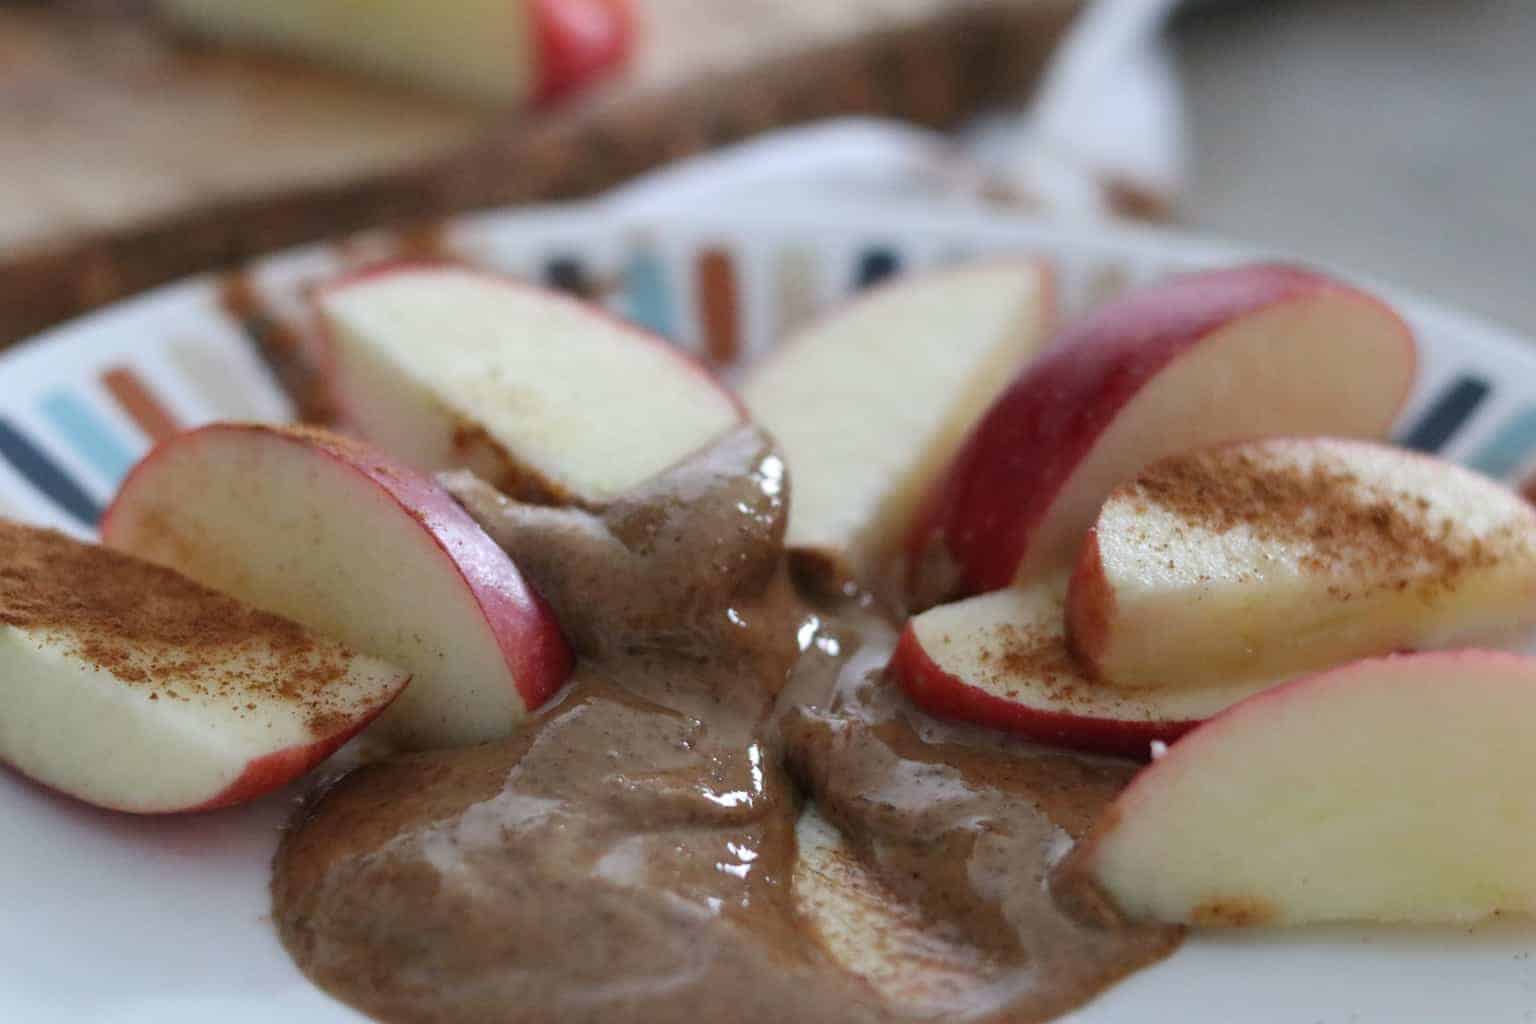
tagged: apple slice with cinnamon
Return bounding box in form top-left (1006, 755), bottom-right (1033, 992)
top-left (1068, 439), bottom-right (1536, 690)
top-left (907, 265), bottom-right (1417, 602)
top-left (889, 583), bottom-right (1265, 757)
top-left (102, 423), bottom-right (572, 750)
top-left (0, 521), bottom-right (408, 814)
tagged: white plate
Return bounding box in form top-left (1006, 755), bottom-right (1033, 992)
top-left (3, 201), bottom-right (1535, 1022)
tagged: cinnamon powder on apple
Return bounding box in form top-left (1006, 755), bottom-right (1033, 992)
top-left (0, 521), bottom-right (359, 735)
top-left (1128, 445), bottom-right (1508, 602)
top-left (978, 614), bottom-right (1103, 711)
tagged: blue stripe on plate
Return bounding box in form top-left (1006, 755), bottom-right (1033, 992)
top-left (854, 247), bottom-right (901, 290)
top-left (624, 245), bottom-right (676, 339)
top-left (38, 392), bottom-right (137, 486)
top-left (1465, 405), bottom-right (1536, 480)
top-left (0, 417), bottom-right (103, 526)
top-left (1398, 375), bottom-right (1492, 453)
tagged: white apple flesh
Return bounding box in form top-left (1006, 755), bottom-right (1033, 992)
top-left (1077, 650), bottom-right (1536, 926)
top-left (907, 264), bottom-right (1418, 601)
top-left (101, 424), bottom-right (572, 751)
top-left (318, 264), bottom-right (744, 506)
top-left (0, 521), bottom-right (408, 814)
top-left (742, 261), bottom-right (1051, 592)
top-left (889, 584), bottom-right (1268, 758)
top-left (1069, 438), bottom-right (1536, 689)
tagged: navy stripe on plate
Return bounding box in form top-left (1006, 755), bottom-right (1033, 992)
top-left (1397, 375), bottom-right (1492, 453)
top-left (544, 257), bottom-right (594, 298)
top-left (0, 417), bottom-right (103, 526)
top-left (853, 247), bottom-right (902, 290)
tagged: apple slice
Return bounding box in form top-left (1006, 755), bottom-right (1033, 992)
top-left (741, 262), bottom-right (1051, 592)
top-left (907, 264), bottom-right (1417, 601)
top-left (1068, 438), bottom-right (1536, 690)
top-left (794, 804), bottom-right (1007, 1015)
top-left (889, 584), bottom-right (1268, 758)
top-left (0, 520), bottom-right (408, 814)
top-left (160, 0), bottom-right (634, 106)
top-left (101, 424), bottom-right (572, 751)
top-left (317, 264), bottom-right (743, 506)
top-left (1076, 650), bottom-right (1536, 926)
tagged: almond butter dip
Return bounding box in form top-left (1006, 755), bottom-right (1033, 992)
top-left (272, 427), bottom-right (1179, 1022)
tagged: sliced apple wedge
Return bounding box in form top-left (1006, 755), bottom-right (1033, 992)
top-left (1068, 438), bottom-right (1536, 690)
top-left (741, 262), bottom-right (1051, 592)
top-left (889, 584), bottom-right (1267, 758)
top-left (317, 264), bottom-right (743, 506)
top-left (101, 424), bottom-right (572, 751)
top-left (794, 804), bottom-right (1006, 1015)
top-left (907, 265), bottom-right (1417, 601)
top-left (1078, 650), bottom-right (1536, 926)
top-left (160, 0), bottom-right (634, 106)
top-left (0, 520), bottom-right (408, 814)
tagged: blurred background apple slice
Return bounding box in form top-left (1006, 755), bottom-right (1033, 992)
top-left (159, 0), bottom-right (634, 106)
top-left (907, 264), bottom-right (1418, 604)
top-left (1077, 650), bottom-right (1536, 927)
top-left (742, 261), bottom-right (1051, 595)
top-left (101, 424), bottom-right (572, 751)
top-left (318, 265), bottom-right (744, 506)
top-left (1069, 438), bottom-right (1536, 690)
top-left (889, 583), bottom-right (1263, 757)
top-left (0, 521), bottom-right (408, 814)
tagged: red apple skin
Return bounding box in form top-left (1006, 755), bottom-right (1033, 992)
top-left (315, 259), bottom-right (748, 437)
top-left (905, 264), bottom-right (1418, 598)
top-left (102, 424), bottom-right (574, 716)
top-left (532, 0), bottom-right (636, 105)
top-left (185, 695), bottom-right (401, 813)
top-left (888, 623), bottom-right (1198, 760)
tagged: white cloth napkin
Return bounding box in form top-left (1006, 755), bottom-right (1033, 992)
top-left (611, 0), bottom-right (1186, 222)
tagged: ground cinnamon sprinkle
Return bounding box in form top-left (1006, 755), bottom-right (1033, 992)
top-left (1127, 445), bottom-right (1508, 601)
top-left (983, 616), bottom-right (1101, 710)
top-left (0, 521), bottom-right (362, 736)
top-left (992, 623), bottom-right (1079, 687)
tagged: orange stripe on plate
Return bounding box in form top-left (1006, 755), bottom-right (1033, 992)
top-left (697, 247), bottom-right (740, 367)
top-left (101, 367), bottom-right (181, 442)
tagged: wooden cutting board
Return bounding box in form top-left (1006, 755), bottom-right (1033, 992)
top-left (0, 0), bottom-right (1080, 346)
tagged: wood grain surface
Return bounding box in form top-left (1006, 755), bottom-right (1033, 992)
top-left (0, 0), bottom-right (1079, 346)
